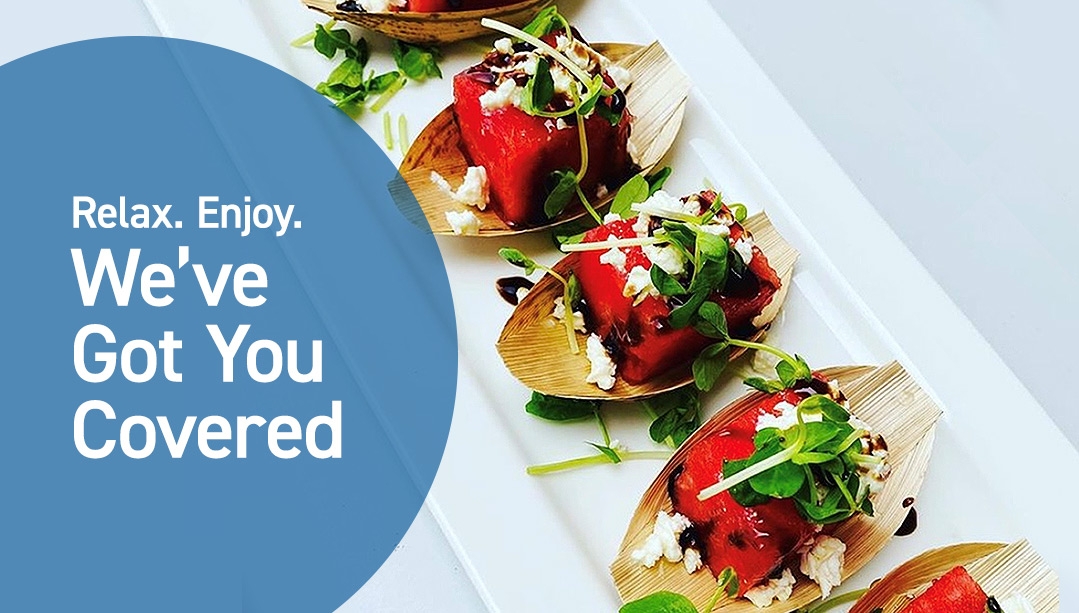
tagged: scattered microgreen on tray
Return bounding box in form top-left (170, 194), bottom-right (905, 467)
top-left (291, 20), bottom-right (442, 118)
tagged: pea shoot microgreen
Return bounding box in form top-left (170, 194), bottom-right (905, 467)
top-left (293, 21), bottom-right (443, 117)
top-left (498, 247), bottom-right (581, 354)
top-left (524, 392), bottom-right (670, 476)
top-left (552, 166), bottom-right (674, 246)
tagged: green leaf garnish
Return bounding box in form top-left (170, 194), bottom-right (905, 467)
top-left (619, 591), bottom-right (698, 613)
top-left (313, 23), bottom-right (355, 59)
top-left (392, 40), bottom-right (442, 81)
top-left (498, 247), bottom-right (537, 275)
top-left (522, 5), bottom-right (565, 38)
top-left (692, 342), bottom-right (730, 392)
top-left (522, 57), bottom-right (555, 113)
top-left (610, 174), bottom-right (650, 218)
top-left (645, 167), bottom-right (673, 195)
top-left (643, 387), bottom-right (701, 448)
top-left (525, 392), bottom-right (599, 421)
top-left (588, 442), bottom-right (623, 464)
top-left (544, 169), bottom-right (579, 219)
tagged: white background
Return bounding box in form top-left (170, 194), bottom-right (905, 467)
top-left (3, 0), bottom-right (1074, 610)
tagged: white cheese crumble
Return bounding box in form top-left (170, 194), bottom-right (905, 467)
top-left (632, 212), bottom-right (652, 236)
top-left (551, 296), bottom-right (586, 333)
top-left (556, 117), bottom-right (570, 130)
top-left (607, 64), bottom-right (634, 91)
top-left (599, 247), bottom-right (628, 272)
top-left (550, 64), bottom-right (575, 96)
top-left (799, 535), bottom-right (846, 598)
top-left (515, 287), bottom-right (529, 303)
top-left (430, 167), bottom-right (489, 210)
top-left (597, 184), bottom-right (610, 200)
top-left (697, 223), bottom-right (731, 237)
top-left (683, 547), bottom-right (703, 574)
top-left (997, 593), bottom-right (1036, 613)
top-left (756, 401), bottom-right (822, 431)
top-left (623, 265), bottom-right (659, 304)
top-left (358, 0), bottom-right (406, 12)
top-left (493, 37), bottom-right (514, 55)
top-left (630, 511), bottom-right (692, 568)
top-left (444, 210), bottom-right (480, 236)
top-left (643, 243), bottom-right (686, 276)
top-left (602, 212), bottom-right (620, 224)
top-left (744, 568), bottom-right (796, 608)
top-left (633, 190), bottom-right (687, 217)
top-left (584, 333), bottom-right (617, 390)
top-left (479, 78), bottom-right (521, 112)
top-left (734, 237), bottom-right (755, 264)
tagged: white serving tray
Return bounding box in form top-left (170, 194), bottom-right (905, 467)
top-left (141, 0), bottom-right (1079, 610)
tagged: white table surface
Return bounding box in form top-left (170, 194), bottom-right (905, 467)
top-left (3, 0), bottom-right (1073, 610)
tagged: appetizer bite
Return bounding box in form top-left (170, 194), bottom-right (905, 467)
top-left (612, 359), bottom-right (942, 612)
top-left (401, 7), bottom-right (690, 234)
top-left (849, 541), bottom-right (1057, 613)
top-left (450, 8), bottom-right (634, 227)
top-left (497, 184), bottom-right (796, 400)
top-left (303, 0), bottom-right (552, 45)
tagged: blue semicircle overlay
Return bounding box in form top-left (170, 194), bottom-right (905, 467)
top-left (0, 37), bottom-right (457, 613)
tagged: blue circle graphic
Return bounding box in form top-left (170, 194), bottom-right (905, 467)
top-left (0, 37), bottom-right (457, 612)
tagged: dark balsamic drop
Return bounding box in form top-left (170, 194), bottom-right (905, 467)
top-left (895, 507), bottom-right (918, 537)
top-left (495, 276), bottom-right (534, 306)
top-left (903, 496), bottom-right (915, 508)
top-left (335, 0), bottom-right (360, 11)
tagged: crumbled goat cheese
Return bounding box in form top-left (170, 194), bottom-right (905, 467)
top-left (756, 401), bottom-right (823, 431)
top-left (683, 547), bottom-right (703, 574)
top-left (597, 184), bottom-right (610, 200)
top-left (630, 511), bottom-right (692, 568)
top-left (643, 244), bottom-right (686, 276)
top-left (623, 265), bottom-right (659, 303)
top-left (520, 53), bottom-right (539, 75)
top-left (599, 247), bottom-right (628, 272)
top-left (515, 287), bottom-right (530, 303)
top-left (556, 35), bottom-right (601, 72)
top-left (551, 65), bottom-right (575, 96)
top-left (585, 333), bottom-right (617, 390)
top-left (632, 213), bottom-right (652, 236)
top-left (603, 212), bottom-right (620, 224)
top-left (744, 568), bottom-right (796, 608)
top-left (634, 190), bottom-right (686, 217)
top-left (556, 117), bottom-right (570, 130)
top-left (444, 210), bottom-right (480, 236)
top-left (800, 535), bottom-right (846, 598)
top-left (855, 433), bottom-right (891, 496)
top-left (430, 167), bottom-right (489, 210)
top-left (734, 238), bottom-right (755, 264)
top-left (493, 37), bottom-right (514, 54)
top-left (697, 223), bottom-right (731, 237)
top-left (551, 296), bottom-right (586, 333)
top-left (455, 166), bottom-right (489, 209)
top-left (607, 65), bottom-right (634, 91)
top-left (359, 0), bottom-right (406, 12)
top-left (479, 79), bottom-right (521, 111)
top-left (997, 593), bottom-right (1036, 613)
top-left (544, 119), bottom-right (556, 133)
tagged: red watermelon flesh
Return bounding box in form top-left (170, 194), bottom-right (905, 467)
top-left (574, 191), bottom-right (782, 384)
top-left (668, 390), bottom-right (819, 595)
top-left (452, 32), bottom-right (634, 227)
top-left (903, 566), bottom-right (988, 613)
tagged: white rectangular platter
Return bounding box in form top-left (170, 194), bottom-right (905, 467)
top-left (142, 0), bottom-right (1079, 610)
